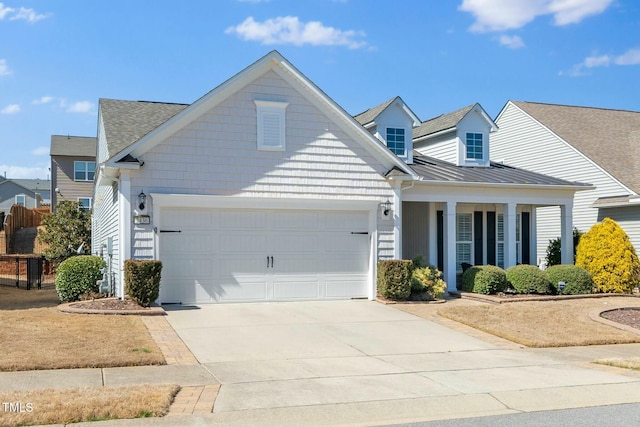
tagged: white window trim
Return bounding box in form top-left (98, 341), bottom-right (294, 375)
top-left (15, 194), bottom-right (26, 206)
top-left (74, 161), bottom-right (96, 182)
top-left (465, 132), bottom-right (484, 161)
top-left (254, 100), bottom-right (288, 152)
top-left (78, 197), bottom-right (92, 211)
top-left (385, 126), bottom-right (407, 158)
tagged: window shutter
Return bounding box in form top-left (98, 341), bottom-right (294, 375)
top-left (255, 100), bottom-right (288, 151)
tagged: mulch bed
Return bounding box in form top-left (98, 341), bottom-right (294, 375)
top-left (70, 298), bottom-right (148, 311)
top-left (601, 308), bottom-right (640, 330)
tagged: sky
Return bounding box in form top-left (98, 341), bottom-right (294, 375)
top-left (0, 0), bottom-right (638, 180)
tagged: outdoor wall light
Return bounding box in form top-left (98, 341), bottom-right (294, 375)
top-left (383, 199), bottom-right (391, 216)
top-left (137, 190), bottom-right (147, 211)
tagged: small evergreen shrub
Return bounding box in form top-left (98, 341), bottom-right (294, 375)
top-left (411, 265), bottom-right (447, 300)
top-left (124, 260), bottom-right (163, 307)
top-left (545, 227), bottom-right (583, 267)
top-left (377, 260), bottom-right (412, 300)
top-left (461, 265), bottom-right (507, 294)
top-left (55, 255), bottom-right (106, 302)
top-left (546, 264), bottom-right (593, 295)
top-left (576, 218), bottom-right (640, 293)
top-left (506, 264), bottom-right (553, 294)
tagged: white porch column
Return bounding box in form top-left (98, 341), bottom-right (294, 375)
top-left (444, 201), bottom-right (457, 293)
top-left (560, 202), bottom-right (574, 265)
top-left (530, 208), bottom-right (538, 266)
top-left (393, 181), bottom-right (402, 259)
top-left (504, 203), bottom-right (517, 269)
top-left (118, 171), bottom-right (132, 299)
top-left (428, 202), bottom-right (437, 267)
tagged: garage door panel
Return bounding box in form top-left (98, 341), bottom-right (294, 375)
top-left (163, 209), bottom-right (214, 230)
top-left (325, 255), bottom-right (369, 274)
top-left (218, 233), bottom-right (267, 254)
top-left (271, 211), bottom-right (319, 230)
top-left (273, 281), bottom-right (319, 299)
top-left (325, 279), bottom-right (367, 298)
top-left (324, 211), bottom-right (369, 230)
top-left (219, 210), bottom-right (267, 229)
top-left (274, 256), bottom-right (319, 274)
top-left (163, 256), bottom-right (214, 277)
top-left (217, 281), bottom-right (267, 301)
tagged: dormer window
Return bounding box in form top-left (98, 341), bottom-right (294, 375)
top-left (466, 133), bottom-right (483, 160)
top-left (386, 127), bottom-right (406, 157)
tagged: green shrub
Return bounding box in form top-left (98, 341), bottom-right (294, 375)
top-left (546, 264), bottom-right (593, 295)
top-left (576, 218), bottom-right (640, 293)
top-left (545, 227), bottom-right (583, 267)
top-left (411, 265), bottom-right (447, 300)
top-left (377, 260), bottom-right (412, 300)
top-left (506, 264), bottom-right (553, 294)
top-left (55, 255), bottom-right (106, 302)
top-left (124, 260), bottom-right (163, 307)
top-left (461, 265), bottom-right (507, 294)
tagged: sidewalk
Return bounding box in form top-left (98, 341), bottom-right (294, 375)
top-left (2, 304), bottom-right (640, 427)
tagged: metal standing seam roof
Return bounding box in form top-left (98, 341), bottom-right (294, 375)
top-left (413, 104), bottom-right (475, 140)
top-left (99, 99), bottom-right (189, 161)
top-left (409, 153), bottom-right (590, 187)
top-left (512, 101), bottom-right (640, 194)
top-left (50, 135), bottom-right (97, 157)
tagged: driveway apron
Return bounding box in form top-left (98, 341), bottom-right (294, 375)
top-left (163, 300), bottom-right (640, 415)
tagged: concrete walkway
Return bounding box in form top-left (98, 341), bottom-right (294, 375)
top-left (3, 299), bottom-right (640, 426)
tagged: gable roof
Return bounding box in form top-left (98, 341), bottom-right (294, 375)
top-left (50, 135), bottom-right (97, 157)
top-left (101, 51), bottom-right (415, 177)
top-left (413, 104), bottom-right (475, 140)
top-left (99, 100), bottom-right (188, 161)
top-left (353, 96), bottom-right (421, 128)
top-left (409, 153), bottom-right (590, 189)
top-left (510, 101), bottom-right (640, 194)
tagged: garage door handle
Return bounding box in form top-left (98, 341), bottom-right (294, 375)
top-left (267, 256), bottom-right (270, 268)
top-left (271, 256), bottom-right (274, 268)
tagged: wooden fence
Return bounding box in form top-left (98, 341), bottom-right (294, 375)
top-left (0, 204), bottom-right (49, 255)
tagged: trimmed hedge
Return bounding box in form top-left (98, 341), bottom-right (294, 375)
top-left (377, 260), bottom-right (412, 300)
top-left (124, 260), bottom-right (163, 307)
top-left (506, 264), bottom-right (553, 294)
top-left (546, 264), bottom-right (593, 295)
top-left (55, 255), bottom-right (106, 302)
top-left (461, 265), bottom-right (507, 295)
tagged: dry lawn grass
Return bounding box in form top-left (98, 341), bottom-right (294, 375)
top-left (0, 286), bottom-right (60, 310)
top-left (594, 357), bottom-right (640, 371)
top-left (0, 287), bottom-right (165, 371)
top-left (0, 384), bottom-right (179, 427)
top-left (400, 296), bottom-right (640, 348)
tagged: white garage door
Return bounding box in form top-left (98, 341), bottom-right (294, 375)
top-left (159, 207), bottom-right (371, 303)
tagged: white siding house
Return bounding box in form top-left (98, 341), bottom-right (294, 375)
top-left (491, 101), bottom-right (640, 260)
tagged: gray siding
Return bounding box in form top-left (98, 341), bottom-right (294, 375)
top-left (51, 155), bottom-right (95, 209)
top-left (129, 70), bottom-right (396, 259)
top-left (414, 132), bottom-right (457, 164)
top-left (91, 180), bottom-right (120, 290)
top-left (492, 102), bottom-right (634, 258)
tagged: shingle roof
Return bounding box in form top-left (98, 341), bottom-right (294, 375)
top-left (409, 153), bottom-right (589, 187)
top-left (50, 135), bottom-right (97, 157)
top-left (413, 104), bottom-right (475, 140)
top-left (99, 99), bottom-right (188, 160)
top-left (512, 101), bottom-right (640, 194)
top-left (353, 97), bottom-right (397, 126)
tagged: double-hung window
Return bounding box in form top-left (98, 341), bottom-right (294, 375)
top-left (466, 132), bottom-right (483, 160)
top-left (496, 213), bottom-right (521, 268)
top-left (74, 161), bottom-right (96, 181)
top-left (15, 194), bottom-right (26, 207)
top-left (386, 127), bottom-right (406, 157)
top-left (78, 197), bottom-right (92, 213)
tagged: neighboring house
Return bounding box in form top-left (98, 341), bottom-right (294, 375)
top-left (92, 51), bottom-right (589, 304)
top-left (491, 101), bottom-right (640, 260)
top-left (50, 135), bottom-right (97, 212)
top-left (0, 176), bottom-right (50, 214)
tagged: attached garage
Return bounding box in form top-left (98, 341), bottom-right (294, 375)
top-left (156, 200), bottom-right (375, 304)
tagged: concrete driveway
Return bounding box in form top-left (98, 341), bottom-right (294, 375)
top-left (164, 300), bottom-right (640, 426)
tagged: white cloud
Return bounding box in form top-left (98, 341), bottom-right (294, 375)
top-left (9, 6), bottom-right (48, 23)
top-left (498, 34), bottom-right (525, 49)
top-left (0, 3), bottom-right (15, 19)
top-left (0, 165), bottom-right (50, 180)
top-left (1, 104), bottom-right (20, 114)
top-left (614, 48), bottom-right (640, 66)
top-left (65, 100), bottom-right (94, 113)
top-left (563, 47), bottom-right (640, 76)
top-left (0, 58), bottom-right (11, 76)
top-left (32, 96), bottom-right (54, 105)
top-left (459, 0), bottom-right (614, 33)
top-left (226, 16), bottom-right (368, 49)
top-left (30, 146), bottom-right (49, 156)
